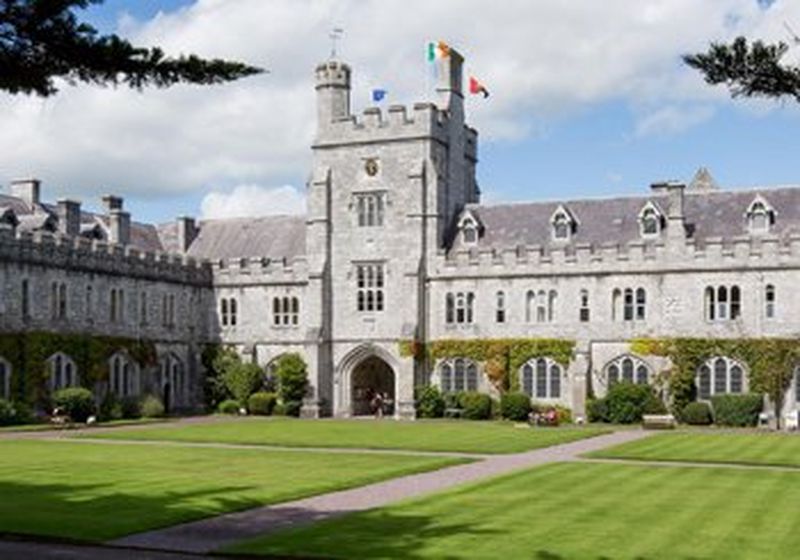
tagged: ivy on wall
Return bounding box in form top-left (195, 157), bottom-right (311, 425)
top-left (400, 338), bottom-right (575, 391)
top-left (631, 337), bottom-right (800, 416)
top-left (0, 332), bottom-right (157, 408)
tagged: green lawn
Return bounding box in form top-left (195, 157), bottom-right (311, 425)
top-left (227, 461), bottom-right (800, 559)
top-left (589, 431), bottom-right (800, 468)
top-left (86, 417), bottom-right (609, 454)
top-left (0, 440), bottom-right (466, 541)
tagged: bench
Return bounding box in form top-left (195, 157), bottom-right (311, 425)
top-left (444, 407), bottom-right (462, 419)
top-left (642, 414), bottom-right (676, 430)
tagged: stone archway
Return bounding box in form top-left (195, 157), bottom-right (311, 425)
top-left (350, 356), bottom-right (395, 417)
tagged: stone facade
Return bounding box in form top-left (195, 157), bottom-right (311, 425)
top-left (3, 51), bottom-right (800, 419)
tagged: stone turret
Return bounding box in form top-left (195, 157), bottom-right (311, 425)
top-left (103, 194), bottom-right (130, 245)
top-left (315, 60), bottom-right (351, 136)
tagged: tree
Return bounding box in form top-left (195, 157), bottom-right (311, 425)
top-left (0, 0), bottom-right (262, 97)
top-left (684, 36), bottom-right (800, 102)
top-left (273, 353), bottom-right (308, 417)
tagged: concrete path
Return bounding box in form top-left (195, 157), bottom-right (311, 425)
top-left (113, 429), bottom-right (651, 554)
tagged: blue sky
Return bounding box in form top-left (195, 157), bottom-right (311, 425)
top-left (2, 1), bottom-right (800, 223)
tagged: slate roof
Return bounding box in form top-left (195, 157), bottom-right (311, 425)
top-left (184, 216), bottom-right (306, 261)
top-left (458, 185), bottom-right (800, 252)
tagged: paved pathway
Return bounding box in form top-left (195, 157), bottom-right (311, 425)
top-left (113, 429), bottom-right (651, 554)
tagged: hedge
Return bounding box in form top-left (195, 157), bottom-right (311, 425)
top-left (604, 382), bottom-right (666, 424)
top-left (248, 392), bottom-right (277, 416)
top-left (459, 391), bottom-right (493, 420)
top-left (415, 386), bottom-right (445, 418)
top-left (500, 392), bottom-right (532, 421)
top-left (53, 387), bottom-right (95, 422)
top-left (711, 394), bottom-right (763, 427)
top-left (681, 401), bottom-right (713, 425)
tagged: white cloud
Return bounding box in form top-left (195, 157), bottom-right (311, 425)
top-left (200, 184), bottom-right (306, 219)
top-left (1, 0), bottom-right (799, 212)
top-left (634, 105), bottom-right (716, 137)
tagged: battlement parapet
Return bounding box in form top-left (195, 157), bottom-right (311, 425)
top-left (0, 228), bottom-right (211, 285)
top-left (314, 103), bottom-right (451, 147)
top-left (436, 234), bottom-right (800, 277)
top-left (211, 255), bottom-right (309, 286)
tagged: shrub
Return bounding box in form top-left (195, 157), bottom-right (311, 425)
top-left (282, 400), bottom-right (303, 418)
top-left (459, 391), bottom-right (492, 420)
top-left (274, 354), bottom-right (308, 416)
top-left (711, 394), bottom-right (763, 427)
top-left (272, 402), bottom-right (286, 416)
top-left (223, 361), bottom-right (264, 406)
top-left (217, 399), bottom-right (241, 415)
top-left (120, 396), bottom-right (141, 419)
top-left (554, 405), bottom-right (573, 424)
top-left (99, 393), bottom-right (123, 422)
top-left (587, 398), bottom-right (608, 423)
top-left (53, 387), bottom-right (95, 423)
top-left (10, 401), bottom-right (34, 425)
top-left (681, 402), bottom-right (713, 425)
top-left (140, 395), bottom-right (165, 418)
top-left (0, 399), bottom-right (16, 426)
top-left (248, 392), bottom-right (277, 416)
top-left (415, 386), bottom-right (445, 419)
top-left (500, 392), bottom-right (532, 421)
top-left (605, 382), bottom-right (666, 424)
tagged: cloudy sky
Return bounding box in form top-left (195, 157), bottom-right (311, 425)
top-left (2, 0), bottom-right (800, 224)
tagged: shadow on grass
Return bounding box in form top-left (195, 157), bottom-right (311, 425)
top-left (0, 479), bottom-right (264, 542)
top-left (230, 508), bottom-right (713, 560)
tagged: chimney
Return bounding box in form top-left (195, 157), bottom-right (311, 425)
top-left (651, 181), bottom-right (686, 241)
top-left (176, 216), bottom-right (198, 252)
top-left (56, 199), bottom-right (81, 236)
top-left (102, 194), bottom-right (123, 212)
top-left (103, 194), bottom-right (130, 245)
top-left (10, 179), bottom-right (41, 207)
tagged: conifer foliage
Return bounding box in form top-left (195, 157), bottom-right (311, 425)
top-left (0, 0), bottom-right (262, 96)
top-left (684, 37), bottom-right (800, 102)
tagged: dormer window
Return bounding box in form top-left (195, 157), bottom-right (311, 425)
top-left (746, 196), bottom-right (775, 234)
top-left (550, 205), bottom-right (576, 242)
top-left (457, 210), bottom-right (482, 246)
top-left (638, 202), bottom-right (663, 238)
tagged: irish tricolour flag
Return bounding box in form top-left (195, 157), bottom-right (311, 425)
top-left (427, 41), bottom-right (450, 62)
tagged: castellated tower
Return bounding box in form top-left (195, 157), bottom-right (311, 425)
top-left (304, 50), bottom-right (478, 419)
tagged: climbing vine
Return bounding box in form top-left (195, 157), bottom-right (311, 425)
top-left (0, 332), bottom-right (157, 408)
top-left (631, 337), bottom-right (800, 417)
top-left (399, 338), bottom-right (575, 391)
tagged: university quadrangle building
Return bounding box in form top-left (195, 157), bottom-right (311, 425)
top-left (1, 49), bottom-right (799, 420)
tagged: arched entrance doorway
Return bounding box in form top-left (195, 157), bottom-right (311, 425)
top-left (351, 356), bottom-right (395, 416)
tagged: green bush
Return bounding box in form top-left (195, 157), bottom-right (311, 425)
top-left (120, 396), bottom-right (141, 419)
top-left (554, 404), bottom-right (573, 424)
top-left (248, 392), bottom-right (277, 416)
top-left (10, 401), bottom-right (34, 425)
top-left (99, 393), bottom-right (123, 422)
top-left (459, 391), bottom-right (492, 420)
top-left (140, 395), bottom-right (165, 418)
top-left (274, 354), bottom-right (308, 417)
top-left (605, 382), bottom-right (666, 424)
top-left (223, 361), bottom-right (264, 406)
top-left (443, 391), bottom-right (464, 410)
top-left (53, 387), bottom-right (95, 423)
top-left (500, 392), bottom-right (531, 421)
top-left (0, 399), bottom-right (16, 426)
top-left (272, 402), bottom-right (286, 416)
top-left (283, 400), bottom-right (303, 418)
top-left (681, 401), bottom-right (713, 425)
top-left (415, 385), bottom-right (445, 419)
top-left (587, 398), bottom-right (608, 423)
top-left (711, 394), bottom-right (763, 427)
top-left (217, 399), bottom-right (241, 415)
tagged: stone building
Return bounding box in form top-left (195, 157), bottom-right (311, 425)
top-left (2, 49), bottom-right (799, 419)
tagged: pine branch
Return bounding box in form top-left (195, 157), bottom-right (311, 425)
top-left (684, 36), bottom-right (800, 102)
top-left (0, 0), bottom-right (263, 96)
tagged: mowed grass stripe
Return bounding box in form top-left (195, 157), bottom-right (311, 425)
top-left (85, 417), bottom-right (609, 454)
top-left (0, 440), bottom-right (467, 542)
top-left (590, 431), bottom-right (800, 468)
top-left (227, 462), bottom-right (800, 559)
